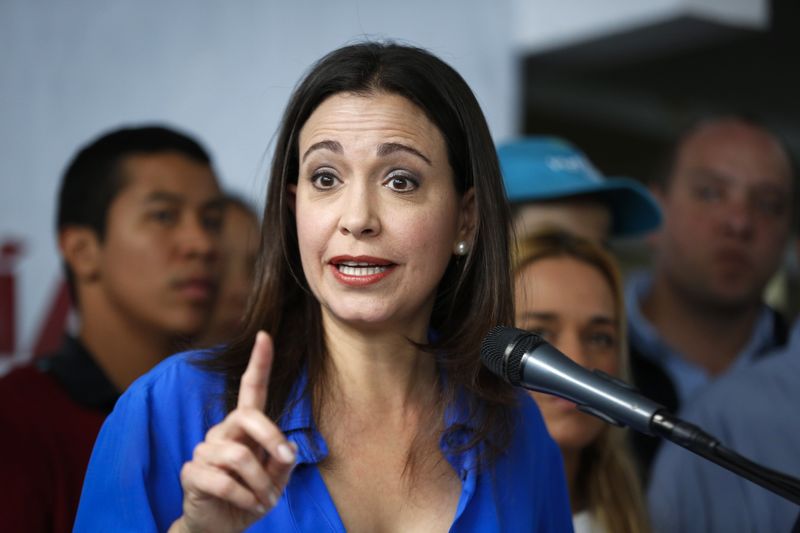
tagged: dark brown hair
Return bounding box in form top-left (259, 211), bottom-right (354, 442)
top-left (200, 42), bottom-right (516, 459)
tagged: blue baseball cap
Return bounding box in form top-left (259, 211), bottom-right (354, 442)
top-left (498, 136), bottom-right (662, 237)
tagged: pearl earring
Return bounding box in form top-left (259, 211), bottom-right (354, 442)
top-left (454, 241), bottom-right (469, 256)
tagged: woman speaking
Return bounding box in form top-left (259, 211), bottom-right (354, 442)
top-left (75, 42), bottom-right (572, 532)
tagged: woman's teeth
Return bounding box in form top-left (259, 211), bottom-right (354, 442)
top-left (337, 262), bottom-right (388, 276)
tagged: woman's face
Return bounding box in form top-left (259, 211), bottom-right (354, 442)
top-left (202, 205), bottom-right (259, 345)
top-left (514, 256), bottom-right (620, 453)
top-left (290, 92), bottom-right (473, 338)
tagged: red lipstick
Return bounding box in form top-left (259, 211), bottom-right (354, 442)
top-left (328, 255), bottom-right (396, 287)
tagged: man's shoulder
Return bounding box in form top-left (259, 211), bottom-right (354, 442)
top-left (0, 363), bottom-right (106, 454)
top-left (0, 363), bottom-right (70, 414)
top-left (691, 348), bottom-right (800, 422)
top-left (0, 362), bottom-right (50, 386)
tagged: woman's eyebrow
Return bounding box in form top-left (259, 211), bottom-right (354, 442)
top-left (588, 316), bottom-right (616, 326)
top-left (301, 140), bottom-right (433, 166)
top-left (377, 142), bottom-right (432, 166)
top-left (302, 140), bottom-right (342, 163)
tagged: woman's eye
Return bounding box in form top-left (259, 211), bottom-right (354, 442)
top-left (526, 327), bottom-right (554, 342)
top-left (311, 172), bottom-right (339, 190)
top-left (586, 332), bottom-right (616, 350)
top-left (384, 173), bottom-right (418, 192)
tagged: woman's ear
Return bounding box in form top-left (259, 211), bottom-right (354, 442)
top-left (59, 227), bottom-right (101, 283)
top-left (457, 187), bottom-right (477, 246)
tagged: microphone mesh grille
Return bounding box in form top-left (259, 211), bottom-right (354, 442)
top-left (506, 339), bottom-right (525, 384)
top-left (480, 326), bottom-right (544, 385)
top-left (480, 326), bottom-right (512, 376)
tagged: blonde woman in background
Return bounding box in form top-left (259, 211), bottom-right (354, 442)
top-left (514, 228), bottom-right (649, 533)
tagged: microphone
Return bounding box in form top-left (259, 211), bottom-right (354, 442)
top-left (480, 325), bottom-right (666, 436)
top-left (480, 325), bottom-right (800, 504)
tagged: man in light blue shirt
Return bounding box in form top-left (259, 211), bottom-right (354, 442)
top-left (625, 115), bottom-right (796, 479)
top-left (647, 316), bottom-right (800, 533)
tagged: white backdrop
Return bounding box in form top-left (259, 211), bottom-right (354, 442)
top-left (0, 0), bottom-right (518, 369)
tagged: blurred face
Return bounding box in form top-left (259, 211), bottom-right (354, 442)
top-left (97, 152), bottom-right (224, 336)
top-left (653, 119), bottom-right (793, 309)
top-left (291, 92), bottom-right (472, 337)
top-left (515, 256), bottom-right (620, 452)
top-left (202, 204), bottom-right (259, 344)
top-left (512, 199), bottom-right (611, 244)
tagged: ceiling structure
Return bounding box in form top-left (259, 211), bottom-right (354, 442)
top-left (519, 0), bottom-right (799, 184)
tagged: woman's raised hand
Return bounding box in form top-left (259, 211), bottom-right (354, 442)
top-left (170, 331), bottom-right (297, 533)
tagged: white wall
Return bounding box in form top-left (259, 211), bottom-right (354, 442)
top-left (0, 0), bottom-right (517, 368)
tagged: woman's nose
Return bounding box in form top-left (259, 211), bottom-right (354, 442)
top-left (338, 184), bottom-right (381, 238)
top-left (557, 332), bottom-right (588, 368)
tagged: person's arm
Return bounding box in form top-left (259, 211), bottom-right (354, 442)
top-left (167, 331), bottom-right (296, 533)
top-left (75, 334), bottom-right (296, 533)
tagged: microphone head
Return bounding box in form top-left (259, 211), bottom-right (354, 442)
top-left (480, 326), bottom-right (545, 385)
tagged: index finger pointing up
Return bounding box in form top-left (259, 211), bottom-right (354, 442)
top-left (238, 330), bottom-right (273, 411)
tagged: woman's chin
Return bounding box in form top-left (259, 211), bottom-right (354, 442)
top-left (324, 307), bottom-right (429, 336)
top-left (545, 415), bottom-right (605, 451)
top-left (324, 306), bottom-right (395, 327)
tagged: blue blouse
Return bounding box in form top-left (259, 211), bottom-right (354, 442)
top-left (74, 351), bottom-right (573, 532)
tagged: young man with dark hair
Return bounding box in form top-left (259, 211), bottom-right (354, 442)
top-left (0, 125), bottom-right (225, 532)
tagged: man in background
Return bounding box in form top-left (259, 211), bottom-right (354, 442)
top-left (0, 125), bottom-right (225, 532)
top-left (196, 194), bottom-right (259, 347)
top-left (626, 115), bottom-right (796, 479)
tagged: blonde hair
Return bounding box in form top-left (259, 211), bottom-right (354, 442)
top-left (513, 227), bottom-right (649, 533)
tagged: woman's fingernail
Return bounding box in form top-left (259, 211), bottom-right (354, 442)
top-left (255, 503), bottom-right (268, 514)
top-left (268, 489), bottom-right (278, 507)
top-left (277, 443), bottom-right (296, 463)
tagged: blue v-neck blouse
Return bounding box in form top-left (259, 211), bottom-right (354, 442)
top-left (74, 351), bottom-right (573, 532)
